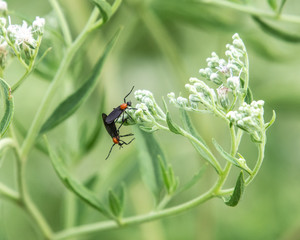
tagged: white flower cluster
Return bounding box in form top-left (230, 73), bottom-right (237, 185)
top-left (122, 90), bottom-right (166, 132)
top-left (168, 33), bottom-right (248, 114)
top-left (167, 77), bottom-right (217, 113)
top-left (226, 100), bottom-right (265, 142)
top-left (0, 15), bottom-right (45, 66)
top-left (199, 33), bottom-right (246, 92)
top-left (0, 0), bottom-right (7, 16)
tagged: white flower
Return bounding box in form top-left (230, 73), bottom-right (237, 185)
top-left (7, 20), bottom-right (36, 48)
top-left (0, 1), bottom-right (7, 13)
top-left (32, 16), bottom-right (45, 34)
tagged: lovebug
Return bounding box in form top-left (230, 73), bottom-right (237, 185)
top-left (102, 113), bottom-right (134, 160)
top-left (105, 86), bottom-right (136, 125)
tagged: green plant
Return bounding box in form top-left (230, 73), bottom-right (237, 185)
top-left (0, 0), bottom-right (279, 239)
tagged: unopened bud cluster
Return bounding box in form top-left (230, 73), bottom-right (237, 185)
top-left (0, 5), bottom-right (45, 69)
top-left (226, 100), bottom-right (265, 142)
top-left (168, 33), bottom-right (249, 115)
top-left (121, 90), bottom-right (167, 132)
top-left (199, 33), bottom-right (246, 92)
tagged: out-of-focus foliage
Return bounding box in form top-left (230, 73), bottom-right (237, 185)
top-left (1, 0), bottom-right (300, 239)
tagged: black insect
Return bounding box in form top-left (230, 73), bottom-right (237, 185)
top-left (105, 86), bottom-right (136, 125)
top-left (102, 113), bottom-right (134, 160)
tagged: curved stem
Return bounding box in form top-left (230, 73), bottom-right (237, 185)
top-left (180, 128), bottom-right (222, 173)
top-left (0, 182), bottom-right (20, 205)
top-left (20, 9), bottom-right (99, 160)
top-left (54, 188), bottom-right (215, 240)
top-left (245, 133), bottom-right (266, 185)
top-left (200, 0), bottom-right (300, 24)
top-left (49, 0), bottom-right (73, 46)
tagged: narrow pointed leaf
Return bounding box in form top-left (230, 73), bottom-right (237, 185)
top-left (177, 164), bottom-right (207, 194)
top-left (162, 97), bottom-right (182, 134)
top-left (180, 109), bottom-right (207, 146)
top-left (267, 0), bottom-right (278, 11)
top-left (224, 171), bottom-right (245, 207)
top-left (93, 0), bottom-right (112, 23)
top-left (159, 157), bottom-right (171, 192)
top-left (135, 129), bottom-right (167, 202)
top-left (40, 29), bottom-right (121, 134)
top-left (45, 136), bottom-right (110, 217)
top-left (244, 87), bottom-right (253, 105)
top-left (108, 189), bottom-right (122, 217)
top-left (278, 0), bottom-right (287, 15)
top-left (180, 109), bottom-right (218, 173)
top-left (265, 110), bottom-right (276, 130)
top-left (0, 79), bottom-right (14, 137)
top-left (213, 139), bottom-right (251, 174)
top-left (253, 16), bottom-right (300, 43)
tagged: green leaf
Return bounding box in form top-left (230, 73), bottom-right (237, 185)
top-left (253, 16), bottom-right (300, 43)
top-left (135, 129), bottom-right (167, 203)
top-left (180, 109), bottom-right (219, 173)
top-left (44, 136), bottom-right (110, 217)
top-left (39, 29), bottom-right (121, 135)
top-left (80, 90), bottom-right (106, 154)
top-left (166, 112), bottom-right (182, 134)
top-left (177, 164), bottom-right (207, 194)
top-left (162, 97), bottom-right (182, 134)
top-left (213, 139), bottom-right (252, 174)
top-left (108, 189), bottom-right (122, 218)
top-left (278, 0), bottom-right (287, 15)
top-left (180, 109), bottom-right (208, 147)
top-left (224, 171), bottom-right (245, 207)
top-left (265, 110), bottom-right (276, 130)
top-left (267, 0), bottom-right (278, 11)
top-left (244, 87), bottom-right (253, 105)
top-left (0, 79), bottom-right (14, 138)
top-left (93, 0), bottom-right (112, 23)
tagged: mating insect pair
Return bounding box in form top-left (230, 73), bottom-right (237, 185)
top-left (102, 86), bottom-right (136, 160)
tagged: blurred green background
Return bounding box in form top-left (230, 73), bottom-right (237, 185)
top-left (1, 0), bottom-right (300, 239)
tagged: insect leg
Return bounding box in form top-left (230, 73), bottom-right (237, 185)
top-left (105, 143), bottom-right (116, 160)
top-left (124, 86), bottom-right (135, 103)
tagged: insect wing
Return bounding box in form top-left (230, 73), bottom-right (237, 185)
top-left (102, 113), bottom-right (118, 138)
top-left (105, 107), bottom-right (122, 124)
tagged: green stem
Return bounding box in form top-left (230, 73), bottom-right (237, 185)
top-left (0, 182), bottom-right (20, 205)
top-left (49, 0), bottom-right (73, 46)
top-left (180, 128), bottom-right (222, 174)
top-left (245, 133), bottom-right (266, 185)
top-left (14, 145), bottom-right (53, 239)
top-left (20, 9), bottom-right (99, 160)
top-left (54, 188), bottom-right (215, 240)
top-left (201, 0), bottom-right (300, 24)
top-left (12, 35), bottom-right (45, 92)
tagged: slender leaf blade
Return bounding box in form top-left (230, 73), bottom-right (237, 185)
top-left (213, 139), bottom-right (251, 174)
top-left (135, 129), bottom-right (167, 203)
top-left (267, 0), bottom-right (278, 11)
top-left (0, 79), bottom-right (14, 137)
top-left (253, 16), bottom-right (300, 43)
top-left (40, 29), bottom-right (121, 134)
top-left (265, 110), bottom-right (276, 130)
top-left (108, 189), bottom-right (122, 217)
top-left (180, 109), bottom-right (219, 173)
top-left (224, 171), bottom-right (245, 207)
top-left (45, 136), bottom-right (110, 216)
top-left (177, 164), bottom-right (207, 194)
top-left (93, 0), bottom-right (112, 23)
